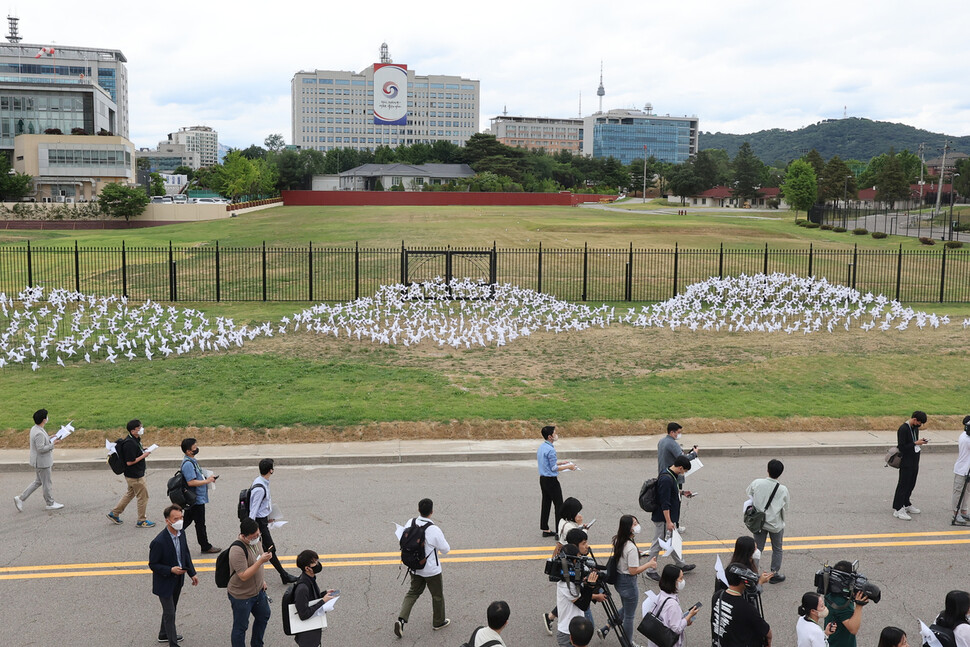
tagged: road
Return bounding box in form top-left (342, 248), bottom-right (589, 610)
top-left (2, 453), bottom-right (966, 646)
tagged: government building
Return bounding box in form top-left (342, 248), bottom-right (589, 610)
top-left (582, 106), bottom-right (698, 165)
top-left (489, 115), bottom-right (583, 154)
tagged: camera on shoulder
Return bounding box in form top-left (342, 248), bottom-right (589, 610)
top-left (814, 561), bottom-right (881, 604)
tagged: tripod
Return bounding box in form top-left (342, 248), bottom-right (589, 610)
top-left (952, 467), bottom-right (970, 526)
top-left (596, 581), bottom-right (634, 647)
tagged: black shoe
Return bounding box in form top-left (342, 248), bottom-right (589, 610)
top-left (644, 571), bottom-right (660, 581)
top-left (598, 624), bottom-right (611, 640)
top-left (680, 563), bottom-right (696, 572)
top-left (542, 531), bottom-right (557, 538)
top-left (768, 573), bottom-right (786, 584)
top-left (281, 573), bottom-right (299, 584)
top-left (157, 634), bottom-right (183, 643)
top-left (394, 618), bottom-right (405, 638)
top-left (542, 612), bottom-right (555, 635)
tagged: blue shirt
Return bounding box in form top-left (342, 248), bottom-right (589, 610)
top-left (170, 530), bottom-right (184, 568)
top-left (537, 441), bottom-right (559, 477)
top-left (180, 456), bottom-right (209, 505)
top-left (249, 475), bottom-right (272, 519)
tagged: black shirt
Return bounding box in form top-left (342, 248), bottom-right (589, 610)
top-left (119, 434), bottom-right (146, 478)
top-left (711, 589), bottom-right (770, 647)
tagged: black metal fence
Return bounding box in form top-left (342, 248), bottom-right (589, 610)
top-left (1, 241), bottom-right (970, 303)
top-left (812, 204), bottom-right (970, 242)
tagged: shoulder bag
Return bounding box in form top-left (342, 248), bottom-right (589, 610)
top-left (637, 596), bottom-right (678, 647)
top-left (743, 482), bottom-right (780, 534)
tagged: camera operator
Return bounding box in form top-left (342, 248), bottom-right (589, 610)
top-left (822, 561), bottom-right (870, 647)
top-left (556, 529), bottom-right (607, 647)
top-left (711, 563), bottom-right (772, 647)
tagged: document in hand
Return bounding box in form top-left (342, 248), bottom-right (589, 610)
top-left (51, 421), bottom-right (74, 441)
top-left (268, 520), bottom-right (288, 530)
top-left (145, 444), bottom-right (159, 453)
top-left (684, 457), bottom-right (703, 476)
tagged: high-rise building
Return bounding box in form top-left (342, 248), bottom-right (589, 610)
top-left (167, 126), bottom-right (218, 168)
top-left (135, 142), bottom-right (200, 172)
top-left (291, 43), bottom-right (480, 152)
top-left (0, 16), bottom-right (128, 155)
top-left (582, 106), bottom-right (698, 165)
top-left (489, 115), bottom-right (583, 154)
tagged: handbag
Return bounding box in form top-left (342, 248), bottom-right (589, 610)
top-left (884, 447), bottom-right (902, 469)
top-left (743, 482), bottom-right (780, 534)
top-left (637, 597), bottom-right (678, 647)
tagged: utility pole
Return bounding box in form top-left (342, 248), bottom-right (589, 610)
top-left (933, 141), bottom-right (949, 220)
top-left (917, 142), bottom-right (925, 209)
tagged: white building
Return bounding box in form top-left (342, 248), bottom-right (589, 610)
top-left (489, 115), bottom-right (583, 154)
top-left (167, 125), bottom-right (218, 167)
top-left (291, 43), bottom-right (479, 152)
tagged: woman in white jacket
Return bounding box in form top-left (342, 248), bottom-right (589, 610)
top-left (645, 564), bottom-right (699, 647)
top-left (796, 591), bottom-right (836, 647)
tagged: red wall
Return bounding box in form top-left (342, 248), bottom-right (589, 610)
top-left (282, 191), bottom-right (615, 207)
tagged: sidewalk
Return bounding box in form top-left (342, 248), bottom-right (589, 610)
top-left (0, 429), bottom-right (961, 472)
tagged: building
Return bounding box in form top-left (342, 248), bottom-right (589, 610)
top-left (489, 115), bottom-right (583, 154)
top-left (674, 185), bottom-right (787, 209)
top-left (926, 152), bottom-right (968, 177)
top-left (0, 17), bottom-right (128, 156)
top-left (13, 133), bottom-right (135, 202)
top-left (317, 162), bottom-right (476, 191)
top-left (582, 107), bottom-right (698, 165)
top-left (167, 126), bottom-right (218, 168)
top-left (135, 142), bottom-right (200, 172)
top-left (291, 43), bottom-right (480, 152)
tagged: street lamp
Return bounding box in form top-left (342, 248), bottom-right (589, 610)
top-left (949, 173), bottom-right (960, 241)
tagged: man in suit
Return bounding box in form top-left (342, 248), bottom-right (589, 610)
top-left (149, 504), bottom-right (198, 646)
top-left (14, 409), bottom-right (64, 511)
top-left (893, 411), bottom-right (929, 520)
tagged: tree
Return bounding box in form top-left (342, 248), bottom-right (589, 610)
top-left (239, 145), bottom-right (267, 160)
top-left (694, 149), bottom-right (731, 190)
top-left (955, 158), bottom-right (970, 197)
top-left (263, 133), bottom-right (285, 153)
top-left (732, 142), bottom-right (763, 204)
top-left (819, 156), bottom-right (856, 205)
top-left (172, 165), bottom-right (194, 182)
top-left (98, 183), bottom-right (149, 222)
top-left (804, 149), bottom-right (826, 178)
top-left (136, 157), bottom-right (151, 171)
top-left (148, 172), bottom-right (165, 196)
top-left (875, 149), bottom-right (911, 209)
top-left (0, 155), bottom-right (32, 200)
top-left (667, 163), bottom-right (704, 204)
top-left (780, 160), bottom-right (818, 219)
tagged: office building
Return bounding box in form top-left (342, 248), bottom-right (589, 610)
top-left (13, 133), bottom-right (135, 202)
top-left (581, 107), bottom-right (698, 165)
top-left (135, 142), bottom-right (200, 172)
top-left (167, 126), bottom-right (218, 168)
top-left (291, 43), bottom-right (480, 152)
top-left (489, 115), bottom-right (583, 154)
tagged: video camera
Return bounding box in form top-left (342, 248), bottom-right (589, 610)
top-left (726, 563), bottom-right (760, 592)
top-left (544, 553), bottom-right (604, 583)
top-left (814, 562), bottom-right (881, 604)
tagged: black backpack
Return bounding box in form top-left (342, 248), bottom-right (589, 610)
top-left (639, 472), bottom-right (673, 513)
top-left (237, 483), bottom-right (266, 521)
top-left (214, 540), bottom-right (247, 589)
top-left (459, 625), bottom-right (501, 647)
top-left (400, 519), bottom-right (434, 572)
top-left (107, 437), bottom-right (128, 475)
top-left (281, 580), bottom-right (310, 636)
top-left (167, 469), bottom-right (196, 507)
top-left (923, 623), bottom-right (957, 647)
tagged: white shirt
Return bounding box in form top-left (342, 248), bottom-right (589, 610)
top-left (796, 616), bottom-right (828, 647)
top-left (473, 626), bottom-right (506, 647)
top-left (248, 476), bottom-right (272, 519)
top-left (404, 516), bottom-right (450, 578)
top-left (954, 432), bottom-right (970, 476)
top-left (955, 623), bottom-right (970, 647)
top-left (557, 580), bottom-right (586, 634)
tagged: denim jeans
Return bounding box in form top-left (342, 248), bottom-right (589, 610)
top-left (228, 589), bottom-right (271, 647)
top-left (614, 572), bottom-right (639, 642)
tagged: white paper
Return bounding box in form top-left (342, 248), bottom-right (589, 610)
top-left (914, 445), bottom-right (921, 454)
top-left (920, 619), bottom-right (944, 647)
top-left (669, 529), bottom-right (683, 558)
top-left (287, 603), bottom-right (327, 632)
top-left (684, 457), bottom-right (703, 475)
top-left (145, 443), bottom-right (159, 453)
top-left (51, 421), bottom-right (74, 441)
top-left (742, 498), bottom-right (753, 514)
top-left (394, 523), bottom-right (406, 541)
top-left (320, 595), bottom-right (339, 613)
top-left (561, 462), bottom-right (581, 472)
top-left (105, 438), bottom-right (117, 455)
top-left (715, 555), bottom-right (728, 586)
top-left (641, 589), bottom-right (659, 617)
top-left (268, 520), bottom-right (288, 530)
top-left (270, 504), bottom-right (283, 520)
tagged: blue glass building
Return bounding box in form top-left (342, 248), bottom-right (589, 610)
top-left (582, 109), bottom-right (698, 165)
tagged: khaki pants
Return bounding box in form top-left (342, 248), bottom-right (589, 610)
top-left (112, 476), bottom-right (149, 522)
top-left (953, 473), bottom-right (970, 514)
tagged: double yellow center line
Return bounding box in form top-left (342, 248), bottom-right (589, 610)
top-left (3, 530), bottom-right (968, 581)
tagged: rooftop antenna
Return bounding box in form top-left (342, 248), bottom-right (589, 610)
top-left (596, 61), bottom-right (605, 113)
top-left (502, 104), bottom-right (507, 116)
top-left (6, 14), bottom-right (21, 43)
top-left (579, 90), bottom-right (582, 117)
top-left (379, 42), bottom-right (391, 64)
top-left (843, 105), bottom-right (847, 119)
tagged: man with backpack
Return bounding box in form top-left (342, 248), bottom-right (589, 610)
top-left (644, 455), bottom-right (695, 581)
top-left (466, 600), bottom-right (509, 647)
top-left (290, 549), bottom-right (337, 647)
top-left (247, 458), bottom-right (299, 584)
top-left (394, 498), bottom-right (451, 638)
top-left (227, 518), bottom-right (274, 647)
top-left (107, 419), bottom-right (156, 528)
top-left (180, 437), bottom-right (220, 554)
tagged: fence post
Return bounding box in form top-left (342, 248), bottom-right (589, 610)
top-left (537, 242), bottom-right (543, 293)
top-left (763, 243), bottom-right (769, 275)
top-left (940, 246), bottom-right (947, 303)
top-left (673, 242), bottom-right (679, 297)
top-left (582, 242), bottom-right (588, 301)
top-left (26, 240), bottom-right (33, 286)
top-left (626, 242), bottom-right (633, 301)
top-left (852, 244), bottom-right (858, 289)
top-left (718, 242), bottom-right (723, 279)
top-left (491, 241), bottom-right (497, 284)
top-left (74, 240), bottom-right (80, 292)
top-left (808, 243), bottom-right (813, 277)
top-left (121, 240), bottom-right (127, 298)
top-left (400, 241), bottom-right (406, 285)
top-left (168, 241), bottom-right (175, 301)
top-left (308, 241), bottom-right (313, 301)
top-left (261, 241), bottom-right (267, 301)
top-left (215, 241), bottom-right (221, 302)
top-left (895, 244), bottom-right (903, 301)
top-left (354, 241), bottom-right (360, 300)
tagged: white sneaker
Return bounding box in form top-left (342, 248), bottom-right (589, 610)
top-left (904, 505), bottom-right (921, 514)
top-left (45, 502), bottom-right (64, 511)
top-left (893, 509), bottom-right (912, 520)
top-left (13, 496), bottom-right (23, 512)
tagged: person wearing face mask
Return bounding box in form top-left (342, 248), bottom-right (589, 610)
top-left (892, 411), bottom-right (928, 520)
top-left (179, 437), bottom-right (220, 554)
top-left (292, 549), bottom-right (336, 647)
top-left (148, 504), bottom-right (198, 646)
top-left (644, 565), bottom-right (699, 647)
top-left (657, 423), bottom-right (698, 496)
top-left (932, 590), bottom-right (970, 647)
top-left (796, 592), bottom-right (836, 647)
top-left (108, 419), bottom-right (156, 528)
top-left (599, 514), bottom-right (657, 644)
top-left (644, 456), bottom-right (696, 581)
top-left (714, 536), bottom-right (771, 608)
top-left (227, 518), bottom-right (274, 647)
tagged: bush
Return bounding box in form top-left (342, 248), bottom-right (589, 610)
top-left (851, 228), bottom-right (868, 235)
top-left (795, 219), bottom-right (808, 227)
top-left (804, 222), bottom-right (820, 229)
top-left (871, 231), bottom-right (888, 239)
top-left (820, 224), bottom-right (834, 230)
top-left (944, 241), bottom-right (964, 249)
top-left (953, 222), bottom-right (970, 233)
top-left (833, 226), bottom-right (847, 232)
top-left (918, 237), bottom-right (936, 246)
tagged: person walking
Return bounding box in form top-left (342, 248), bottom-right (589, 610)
top-left (657, 422), bottom-right (698, 532)
top-left (179, 438), bottom-right (220, 554)
top-left (543, 497), bottom-right (589, 634)
top-left (538, 425), bottom-right (577, 538)
top-left (644, 564), bottom-right (700, 647)
top-left (951, 416), bottom-right (970, 525)
top-left (107, 419), bottom-right (156, 528)
top-left (248, 458), bottom-right (299, 583)
top-left (394, 498), bottom-right (451, 638)
top-left (932, 590), bottom-right (970, 647)
top-left (746, 459), bottom-right (790, 583)
top-left (14, 409), bottom-right (65, 512)
top-left (644, 456), bottom-right (695, 581)
top-left (892, 411), bottom-right (928, 520)
top-left (600, 515), bottom-right (656, 643)
top-left (148, 504), bottom-right (198, 646)
top-left (292, 550), bottom-right (337, 647)
top-left (227, 518), bottom-right (273, 647)
top-left (796, 592), bottom-right (836, 647)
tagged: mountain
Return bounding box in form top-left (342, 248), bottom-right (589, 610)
top-left (217, 143), bottom-right (232, 164)
top-left (699, 118), bottom-right (970, 164)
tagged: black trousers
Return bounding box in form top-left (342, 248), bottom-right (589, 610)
top-left (182, 503), bottom-right (212, 551)
top-left (893, 462), bottom-right (920, 510)
top-left (256, 517), bottom-right (290, 578)
top-left (539, 475), bottom-right (563, 531)
top-left (158, 578), bottom-right (183, 646)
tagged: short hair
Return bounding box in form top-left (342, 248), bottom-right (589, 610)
top-left (541, 425), bottom-right (556, 439)
top-left (659, 564), bottom-right (682, 594)
top-left (565, 528), bottom-right (587, 546)
top-left (876, 627), bottom-right (907, 647)
top-left (767, 459), bottom-right (784, 479)
top-left (33, 409), bottom-right (48, 425)
top-left (486, 600), bottom-right (510, 630)
top-left (672, 456), bottom-right (692, 470)
top-left (912, 411), bottom-right (927, 424)
top-left (296, 549), bottom-right (319, 571)
top-left (126, 419), bottom-right (141, 432)
top-left (163, 504), bottom-right (182, 519)
top-left (418, 498), bottom-right (433, 517)
top-left (799, 592), bottom-right (821, 618)
top-left (180, 438), bottom-right (197, 453)
top-left (666, 422), bottom-right (682, 434)
top-left (239, 517), bottom-right (258, 536)
top-left (560, 497), bottom-right (583, 523)
top-left (258, 458), bottom-right (274, 475)
top-left (569, 616), bottom-right (595, 646)
top-left (833, 560), bottom-right (854, 574)
top-left (725, 561), bottom-right (748, 586)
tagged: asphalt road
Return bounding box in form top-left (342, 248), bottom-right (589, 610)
top-left (2, 452), bottom-right (967, 647)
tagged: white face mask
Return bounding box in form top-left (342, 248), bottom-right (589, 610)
top-left (753, 549), bottom-right (762, 561)
top-left (249, 536), bottom-right (261, 547)
top-left (677, 579), bottom-right (686, 592)
top-left (137, 427), bottom-right (144, 436)
top-left (632, 524), bottom-right (642, 535)
top-left (818, 606), bottom-right (829, 620)
top-left (675, 433), bottom-right (682, 440)
top-left (171, 519), bottom-right (183, 531)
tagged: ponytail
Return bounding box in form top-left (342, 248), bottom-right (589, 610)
top-left (798, 592), bottom-right (821, 619)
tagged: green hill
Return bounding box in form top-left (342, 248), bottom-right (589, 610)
top-left (699, 117), bottom-right (970, 164)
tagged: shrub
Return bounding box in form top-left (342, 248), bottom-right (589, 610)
top-left (795, 219), bottom-right (807, 226)
top-left (871, 231), bottom-right (888, 239)
top-left (804, 222), bottom-right (820, 229)
top-left (819, 224), bottom-right (834, 230)
top-left (953, 222), bottom-right (970, 233)
top-left (833, 226), bottom-right (847, 233)
top-left (918, 237), bottom-right (936, 246)
top-left (851, 228), bottom-right (868, 235)
top-left (944, 241), bottom-right (963, 249)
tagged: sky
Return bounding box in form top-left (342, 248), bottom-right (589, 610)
top-left (14, 0), bottom-right (970, 150)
